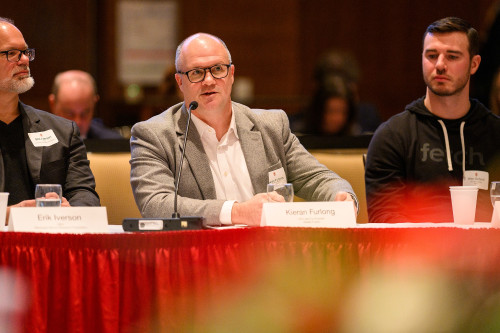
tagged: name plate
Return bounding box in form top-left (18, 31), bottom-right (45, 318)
top-left (8, 207), bottom-right (109, 233)
top-left (261, 201), bottom-right (356, 228)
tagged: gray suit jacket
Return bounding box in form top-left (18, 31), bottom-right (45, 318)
top-left (0, 102), bottom-right (100, 206)
top-left (130, 102), bottom-right (356, 225)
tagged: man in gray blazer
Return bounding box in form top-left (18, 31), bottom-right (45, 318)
top-left (0, 17), bottom-right (99, 221)
top-left (130, 33), bottom-right (357, 226)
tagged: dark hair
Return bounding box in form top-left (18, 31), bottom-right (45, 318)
top-left (424, 17), bottom-right (479, 58)
top-left (305, 76), bottom-right (357, 136)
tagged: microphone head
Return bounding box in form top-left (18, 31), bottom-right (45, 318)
top-left (189, 101), bottom-right (199, 110)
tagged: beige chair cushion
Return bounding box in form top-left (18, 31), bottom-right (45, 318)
top-left (88, 152), bottom-right (141, 225)
top-left (308, 149), bottom-right (368, 223)
top-left (88, 150), bottom-right (368, 224)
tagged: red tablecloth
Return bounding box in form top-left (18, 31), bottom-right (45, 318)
top-left (1, 227), bottom-right (500, 332)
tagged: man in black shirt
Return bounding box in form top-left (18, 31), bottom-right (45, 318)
top-left (0, 17), bottom-right (100, 222)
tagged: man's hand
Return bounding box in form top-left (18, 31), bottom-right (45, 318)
top-left (5, 195), bottom-right (71, 225)
top-left (334, 191), bottom-right (358, 216)
top-left (231, 192), bottom-right (284, 226)
top-left (44, 192), bottom-right (70, 207)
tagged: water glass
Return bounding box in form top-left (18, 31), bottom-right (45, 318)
top-left (491, 181), bottom-right (500, 207)
top-left (35, 184), bottom-right (62, 207)
top-left (267, 183), bottom-right (294, 203)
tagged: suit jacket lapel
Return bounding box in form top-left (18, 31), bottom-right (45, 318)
top-left (175, 104), bottom-right (216, 199)
top-left (234, 105), bottom-right (268, 194)
top-left (21, 103), bottom-right (43, 184)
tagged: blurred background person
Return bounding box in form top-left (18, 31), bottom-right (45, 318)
top-left (293, 76), bottom-right (360, 136)
top-left (471, 0), bottom-right (500, 108)
top-left (490, 67), bottom-right (500, 115)
top-left (313, 49), bottom-right (381, 134)
top-left (49, 70), bottom-right (122, 139)
top-left (139, 64), bottom-right (183, 121)
top-left (291, 49), bottom-right (381, 135)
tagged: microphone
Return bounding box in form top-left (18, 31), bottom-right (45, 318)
top-left (123, 101), bottom-right (206, 232)
top-left (172, 101), bottom-right (198, 218)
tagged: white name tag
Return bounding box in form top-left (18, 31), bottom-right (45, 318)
top-left (260, 201), bottom-right (356, 228)
top-left (463, 170), bottom-right (489, 190)
top-left (28, 130), bottom-right (59, 147)
top-left (268, 167), bottom-right (286, 185)
top-left (8, 207), bottom-right (108, 233)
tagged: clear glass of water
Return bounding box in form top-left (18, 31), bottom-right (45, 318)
top-left (491, 181), bottom-right (500, 207)
top-left (35, 184), bottom-right (62, 207)
top-left (267, 183), bottom-right (294, 202)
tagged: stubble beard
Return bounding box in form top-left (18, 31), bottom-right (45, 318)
top-left (426, 77), bottom-right (468, 97)
top-left (424, 66), bottom-right (471, 97)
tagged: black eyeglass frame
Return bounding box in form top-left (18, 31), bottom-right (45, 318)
top-left (0, 48), bottom-right (35, 63)
top-left (177, 63), bottom-right (232, 83)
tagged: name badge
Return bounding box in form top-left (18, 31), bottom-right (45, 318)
top-left (8, 207), bottom-right (109, 233)
top-left (463, 170), bottom-right (489, 190)
top-left (28, 130), bottom-right (59, 147)
top-left (260, 201), bottom-right (356, 228)
top-left (268, 167), bottom-right (286, 184)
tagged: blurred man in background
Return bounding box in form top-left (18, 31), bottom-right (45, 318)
top-left (49, 70), bottom-right (121, 139)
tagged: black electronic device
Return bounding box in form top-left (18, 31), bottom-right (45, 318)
top-left (122, 217), bottom-right (205, 232)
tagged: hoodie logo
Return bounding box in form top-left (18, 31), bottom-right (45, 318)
top-left (420, 143), bottom-right (485, 166)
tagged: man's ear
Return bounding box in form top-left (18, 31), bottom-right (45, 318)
top-left (470, 55), bottom-right (481, 75)
top-left (48, 94), bottom-right (56, 111)
top-left (175, 73), bottom-right (183, 91)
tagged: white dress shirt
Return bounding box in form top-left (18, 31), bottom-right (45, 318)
top-left (191, 110), bottom-right (254, 224)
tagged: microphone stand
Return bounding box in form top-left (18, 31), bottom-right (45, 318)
top-left (122, 101), bottom-right (206, 232)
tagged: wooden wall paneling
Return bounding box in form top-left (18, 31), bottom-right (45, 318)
top-left (3, 0), bottom-right (497, 127)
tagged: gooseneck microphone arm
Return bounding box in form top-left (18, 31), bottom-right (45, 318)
top-left (172, 101), bottom-right (198, 218)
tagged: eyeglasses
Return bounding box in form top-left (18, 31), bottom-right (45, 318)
top-left (0, 48), bottom-right (35, 63)
top-left (177, 63), bottom-right (232, 83)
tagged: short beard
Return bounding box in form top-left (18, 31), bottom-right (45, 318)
top-left (427, 80), bottom-right (467, 97)
top-left (12, 76), bottom-right (35, 94)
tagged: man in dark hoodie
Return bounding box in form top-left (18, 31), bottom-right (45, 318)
top-left (365, 17), bottom-right (500, 223)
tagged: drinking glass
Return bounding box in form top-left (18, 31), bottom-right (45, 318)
top-left (491, 181), bottom-right (500, 207)
top-left (267, 183), bottom-right (294, 203)
top-left (35, 184), bottom-right (62, 207)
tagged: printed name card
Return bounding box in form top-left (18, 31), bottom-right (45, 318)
top-left (8, 207), bottom-right (109, 233)
top-left (260, 201), bottom-right (356, 228)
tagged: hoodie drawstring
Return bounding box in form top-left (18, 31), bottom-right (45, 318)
top-left (459, 122), bottom-right (465, 174)
top-left (437, 120), bottom-right (466, 172)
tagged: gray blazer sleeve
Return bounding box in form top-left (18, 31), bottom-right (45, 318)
top-left (250, 106), bottom-right (357, 203)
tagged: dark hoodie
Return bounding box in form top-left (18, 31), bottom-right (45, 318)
top-left (365, 97), bottom-right (500, 223)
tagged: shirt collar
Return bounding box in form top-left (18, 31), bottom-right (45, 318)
top-left (191, 107), bottom-right (239, 141)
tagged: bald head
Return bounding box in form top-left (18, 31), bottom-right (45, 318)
top-left (49, 70), bottom-right (99, 137)
top-left (175, 33), bottom-right (232, 71)
top-left (51, 70), bottom-right (98, 97)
